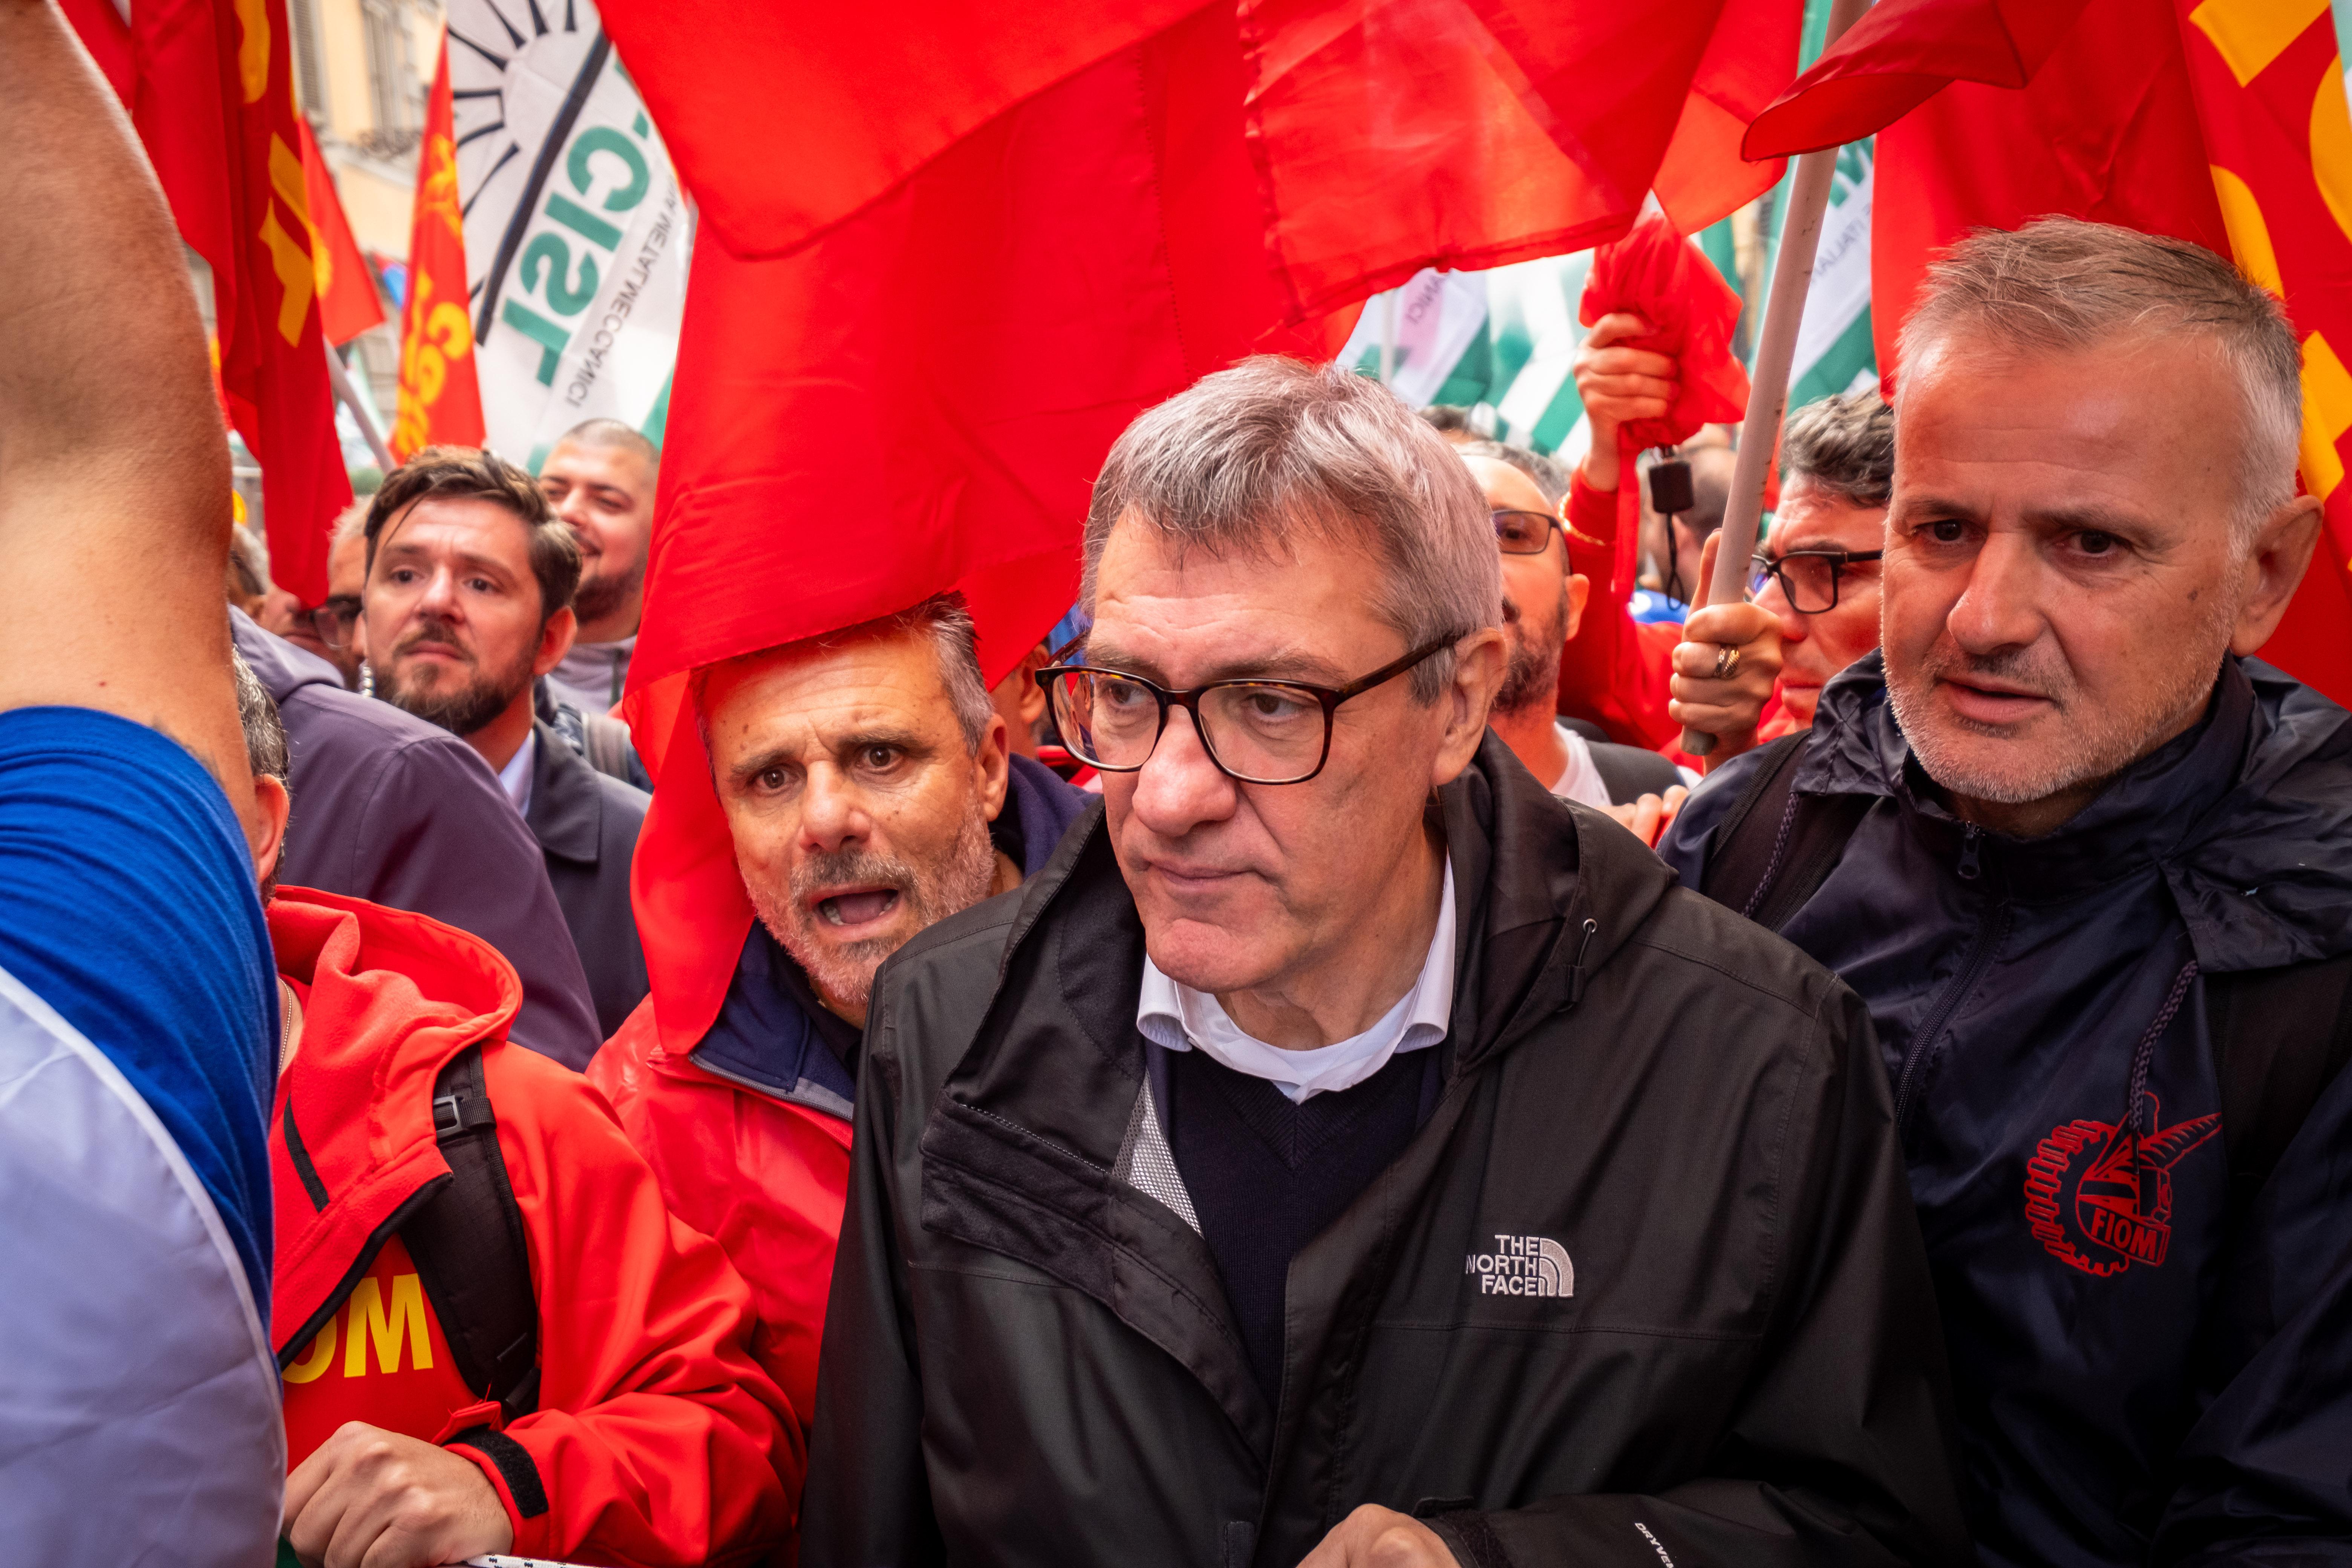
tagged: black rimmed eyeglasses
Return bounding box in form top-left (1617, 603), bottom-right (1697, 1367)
top-left (1492, 509), bottom-right (1560, 555)
top-left (1036, 633), bottom-right (1462, 785)
top-left (301, 594), bottom-right (365, 650)
top-left (1748, 547), bottom-right (1883, 614)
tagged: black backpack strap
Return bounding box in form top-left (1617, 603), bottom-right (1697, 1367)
top-left (1697, 733), bottom-right (1871, 933)
top-left (2206, 956), bottom-right (2352, 1204)
top-left (401, 1044), bottom-right (541, 1425)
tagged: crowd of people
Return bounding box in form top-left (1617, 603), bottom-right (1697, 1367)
top-left (5, 9), bottom-right (2350, 1566)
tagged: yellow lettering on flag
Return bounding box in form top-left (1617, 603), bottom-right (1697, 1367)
top-left (2311, 60), bottom-right (2352, 244)
top-left (342, 1273), bottom-right (434, 1377)
top-left (259, 136), bottom-right (318, 347)
top-left (2210, 164), bottom-right (2285, 294)
top-left (2300, 332), bottom-right (2352, 500)
top-left (2190, 0), bottom-right (2331, 86)
top-left (281, 1314), bottom-right (338, 1384)
top-left (234, 0), bottom-right (271, 103)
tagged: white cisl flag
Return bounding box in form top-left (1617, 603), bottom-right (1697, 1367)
top-left (444, 0), bottom-right (689, 469)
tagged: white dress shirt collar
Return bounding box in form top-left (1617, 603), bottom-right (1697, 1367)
top-left (497, 729), bottom-right (536, 816)
top-left (1136, 861), bottom-right (1455, 1103)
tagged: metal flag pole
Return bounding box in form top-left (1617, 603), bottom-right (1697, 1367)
top-left (1682, 0), bottom-right (1870, 758)
top-left (323, 338), bottom-right (397, 472)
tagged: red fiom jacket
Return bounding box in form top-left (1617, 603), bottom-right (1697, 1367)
top-left (590, 999), bottom-right (853, 1465)
top-left (266, 888), bottom-right (797, 1566)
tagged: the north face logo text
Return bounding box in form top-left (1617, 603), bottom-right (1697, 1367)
top-left (1464, 1234), bottom-right (1573, 1296)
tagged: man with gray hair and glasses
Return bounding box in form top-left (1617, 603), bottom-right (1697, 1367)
top-left (1664, 218), bottom-right (2352, 1563)
top-left (803, 358), bottom-right (1972, 1568)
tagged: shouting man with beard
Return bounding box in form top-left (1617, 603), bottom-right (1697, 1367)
top-left (363, 447), bottom-right (652, 1036)
top-left (589, 593), bottom-right (1087, 1534)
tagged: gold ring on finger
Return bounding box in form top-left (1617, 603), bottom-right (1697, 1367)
top-left (1711, 645), bottom-right (1742, 681)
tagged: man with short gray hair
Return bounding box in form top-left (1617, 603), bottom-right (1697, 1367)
top-left (804, 357), bottom-right (1971, 1568)
top-left (1664, 217), bottom-right (2352, 1562)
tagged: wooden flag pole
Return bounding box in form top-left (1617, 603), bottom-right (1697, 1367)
top-left (1682, 0), bottom-right (1870, 758)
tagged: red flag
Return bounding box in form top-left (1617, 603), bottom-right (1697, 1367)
top-left (595, 0), bottom-right (1202, 257)
top-left (1241, 0), bottom-right (1804, 318)
top-left (83, 0), bottom-right (352, 603)
top-left (622, 3), bottom-right (1345, 1049)
top-left (1577, 212), bottom-right (1753, 595)
top-left (1747, 0), bottom-right (2352, 704)
top-left (295, 118), bottom-right (385, 347)
top-left (390, 39), bottom-right (485, 461)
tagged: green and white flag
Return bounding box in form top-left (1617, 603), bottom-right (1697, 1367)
top-left (1344, 253), bottom-right (1595, 458)
top-left (1783, 139), bottom-right (1878, 406)
top-left (446, 0), bottom-right (690, 470)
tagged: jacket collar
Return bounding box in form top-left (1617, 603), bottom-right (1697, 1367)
top-left (524, 719), bottom-right (605, 864)
top-left (1802, 652), bottom-right (2352, 966)
top-left (266, 888), bottom-right (522, 1353)
top-left (917, 733), bottom-right (1678, 1462)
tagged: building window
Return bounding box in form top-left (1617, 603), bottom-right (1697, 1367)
top-left (288, 0), bottom-right (326, 116)
top-left (359, 0), bottom-right (424, 156)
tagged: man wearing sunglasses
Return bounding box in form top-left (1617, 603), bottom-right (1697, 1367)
top-left (802, 358), bottom-right (1970, 1568)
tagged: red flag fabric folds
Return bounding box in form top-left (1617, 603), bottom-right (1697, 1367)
top-left (595, 0), bottom-right (1201, 258)
top-left (296, 118), bottom-right (386, 347)
top-left (1243, 0), bottom-right (1804, 318)
top-left (1577, 211), bottom-right (1752, 589)
top-left (624, 3), bottom-right (1341, 1051)
top-left (1742, 0), bottom-right (2094, 159)
top-left (74, 0), bottom-right (352, 603)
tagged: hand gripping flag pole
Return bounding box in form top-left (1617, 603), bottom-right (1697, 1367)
top-left (1682, 0), bottom-right (1871, 758)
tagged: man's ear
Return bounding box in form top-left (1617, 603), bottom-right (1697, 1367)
top-left (1431, 628), bottom-right (1507, 789)
top-left (249, 773), bottom-right (290, 894)
top-left (534, 606), bottom-right (579, 678)
top-left (975, 710), bottom-right (1013, 822)
top-left (2231, 494), bottom-right (2324, 655)
top-left (1564, 571), bottom-right (1591, 644)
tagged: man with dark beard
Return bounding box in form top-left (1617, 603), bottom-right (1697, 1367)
top-left (363, 447), bottom-right (652, 1036)
top-left (588, 593), bottom-right (1087, 1538)
top-left (1459, 441), bottom-right (1772, 845)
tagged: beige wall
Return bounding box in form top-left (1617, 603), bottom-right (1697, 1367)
top-left (294, 0), bottom-right (444, 424)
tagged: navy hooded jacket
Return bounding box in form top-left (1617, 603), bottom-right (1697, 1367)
top-left (1660, 652), bottom-right (2352, 1568)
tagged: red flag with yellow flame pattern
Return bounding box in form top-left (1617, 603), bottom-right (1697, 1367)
top-left (2177, 0), bottom-right (2352, 703)
top-left (80, 0), bottom-right (353, 603)
top-left (1749, 0), bottom-right (2352, 705)
top-left (391, 38), bottom-right (485, 461)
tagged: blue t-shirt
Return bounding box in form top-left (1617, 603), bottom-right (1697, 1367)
top-left (0, 707), bottom-right (276, 1310)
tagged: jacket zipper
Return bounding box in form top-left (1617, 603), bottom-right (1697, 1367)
top-left (1891, 828), bottom-right (2002, 1127)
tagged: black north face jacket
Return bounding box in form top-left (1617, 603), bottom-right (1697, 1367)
top-left (801, 736), bottom-right (1972, 1568)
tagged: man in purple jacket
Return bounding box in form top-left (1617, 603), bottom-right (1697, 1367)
top-left (232, 611), bottom-right (603, 1068)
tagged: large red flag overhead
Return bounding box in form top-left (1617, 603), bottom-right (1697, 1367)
top-left (1242, 0), bottom-right (1804, 317)
top-left (76, 0), bottom-right (352, 603)
top-left (621, 4), bottom-right (1344, 1049)
top-left (595, 0), bottom-right (1201, 257)
top-left (1746, 0), bottom-right (2352, 706)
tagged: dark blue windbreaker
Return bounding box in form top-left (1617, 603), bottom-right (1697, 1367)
top-left (1660, 653), bottom-right (2352, 1568)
